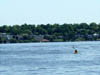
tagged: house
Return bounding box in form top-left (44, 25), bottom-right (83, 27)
top-left (93, 33), bottom-right (99, 37)
top-left (15, 35), bottom-right (23, 40)
top-left (6, 35), bottom-right (13, 40)
top-left (33, 35), bottom-right (44, 41)
top-left (0, 33), bottom-right (7, 37)
top-left (0, 33), bottom-right (13, 40)
top-left (57, 35), bottom-right (63, 39)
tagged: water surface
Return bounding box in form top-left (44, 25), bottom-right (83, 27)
top-left (0, 41), bottom-right (100, 75)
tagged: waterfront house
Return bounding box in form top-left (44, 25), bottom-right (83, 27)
top-left (33, 35), bottom-right (44, 41)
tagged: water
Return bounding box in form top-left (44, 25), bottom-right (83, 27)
top-left (0, 41), bottom-right (100, 75)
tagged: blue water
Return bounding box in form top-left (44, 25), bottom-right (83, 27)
top-left (0, 41), bottom-right (100, 75)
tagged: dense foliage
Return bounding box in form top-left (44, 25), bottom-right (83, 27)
top-left (0, 22), bottom-right (100, 43)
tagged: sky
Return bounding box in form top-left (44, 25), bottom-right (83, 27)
top-left (0, 0), bottom-right (100, 25)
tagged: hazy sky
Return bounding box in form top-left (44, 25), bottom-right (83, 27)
top-left (0, 0), bottom-right (100, 25)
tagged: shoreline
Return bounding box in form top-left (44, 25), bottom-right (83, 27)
top-left (0, 40), bottom-right (100, 44)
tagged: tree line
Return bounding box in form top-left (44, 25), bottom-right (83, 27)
top-left (0, 22), bottom-right (100, 43)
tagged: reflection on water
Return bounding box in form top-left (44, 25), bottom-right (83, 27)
top-left (0, 41), bottom-right (100, 75)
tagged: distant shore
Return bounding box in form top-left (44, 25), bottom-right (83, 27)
top-left (0, 23), bottom-right (100, 43)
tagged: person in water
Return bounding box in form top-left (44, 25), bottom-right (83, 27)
top-left (73, 46), bottom-right (78, 54)
top-left (74, 49), bottom-right (78, 54)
